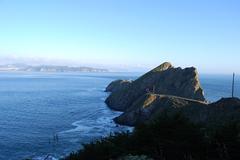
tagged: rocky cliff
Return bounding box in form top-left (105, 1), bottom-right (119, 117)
top-left (105, 80), bottom-right (132, 92)
top-left (105, 62), bottom-right (205, 111)
top-left (113, 94), bottom-right (208, 126)
top-left (105, 62), bottom-right (240, 126)
top-left (114, 94), bottom-right (240, 126)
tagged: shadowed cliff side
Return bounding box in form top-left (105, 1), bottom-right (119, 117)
top-left (114, 94), bottom-right (240, 126)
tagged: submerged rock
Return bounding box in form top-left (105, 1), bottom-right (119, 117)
top-left (105, 62), bottom-right (205, 111)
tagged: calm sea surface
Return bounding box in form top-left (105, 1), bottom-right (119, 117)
top-left (0, 72), bottom-right (239, 160)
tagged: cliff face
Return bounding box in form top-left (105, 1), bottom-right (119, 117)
top-left (105, 62), bottom-right (205, 111)
top-left (105, 80), bottom-right (132, 93)
top-left (113, 94), bottom-right (208, 126)
top-left (105, 62), bottom-right (240, 126)
top-left (114, 94), bottom-right (240, 126)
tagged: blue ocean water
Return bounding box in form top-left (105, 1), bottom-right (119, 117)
top-left (0, 72), bottom-right (239, 160)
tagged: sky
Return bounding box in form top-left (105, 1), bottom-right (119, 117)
top-left (0, 0), bottom-right (239, 73)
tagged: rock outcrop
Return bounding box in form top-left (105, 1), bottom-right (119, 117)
top-left (114, 94), bottom-right (240, 126)
top-left (105, 62), bottom-right (240, 126)
top-left (105, 62), bottom-right (205, 111)
top-left (114, 93), bottom-right (208, 126)
top-left (105, 80), bottom-right (132, 92)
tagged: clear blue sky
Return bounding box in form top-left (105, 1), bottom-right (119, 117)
top-left (0, 0), bottom-right (239, 73)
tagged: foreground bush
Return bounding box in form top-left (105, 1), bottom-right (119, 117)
top-left (64, 114), bottom-right (240, 160)
top-left (117, 155), bottom-right (153, 160)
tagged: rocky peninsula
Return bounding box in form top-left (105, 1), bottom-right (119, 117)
top-left (105, 62), bottom-right (240, 126)
top-left (65, 62), bottom-right (240, 160)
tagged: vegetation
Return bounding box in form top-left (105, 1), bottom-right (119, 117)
top-left (64, 114), bottom-right (240, 160)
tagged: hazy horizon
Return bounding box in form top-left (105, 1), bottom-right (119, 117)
top-left (0, 0), bottom-right (240, 74)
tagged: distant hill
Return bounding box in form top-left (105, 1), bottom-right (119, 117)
top-left (0, 64), bottom-right (108, 73)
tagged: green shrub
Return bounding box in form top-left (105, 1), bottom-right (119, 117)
top-left (117, 155), bottom-right (153, 160)
top-left (64, 113), bottom-right (240, 160)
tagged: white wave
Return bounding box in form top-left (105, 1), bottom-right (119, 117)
top-left (32, 155), bottom-right (58, 160)
top-left (59, 120), bottom-right (92, 134)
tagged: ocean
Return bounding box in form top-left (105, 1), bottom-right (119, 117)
top-left (0, 72), bottom-right (239, 160)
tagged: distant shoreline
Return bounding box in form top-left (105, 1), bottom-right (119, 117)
top-left (0, 64), bottom-right (108, 73)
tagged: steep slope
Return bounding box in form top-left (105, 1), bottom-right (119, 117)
top-left (114, 93), bottom-right (208, 126)
top-left (105, 80), bottom-right (132, 92)
top-left (105, 62), bottom-right (205, 111)
top-left (114, 94), bottom-right (240, 126)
